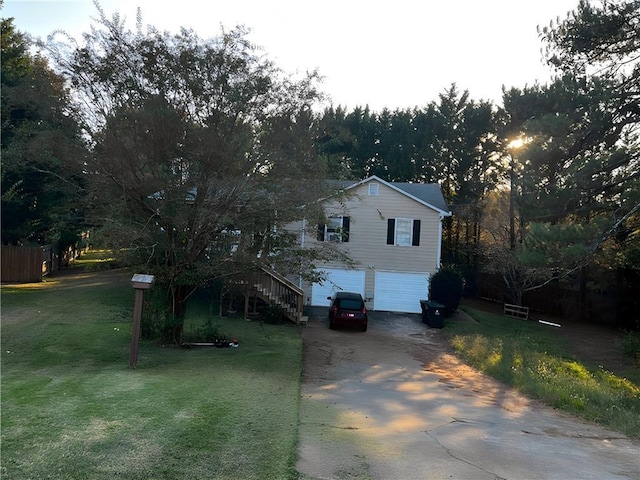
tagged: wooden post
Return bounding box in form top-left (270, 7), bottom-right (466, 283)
top-left (130, 274), bottom-right (154, 368)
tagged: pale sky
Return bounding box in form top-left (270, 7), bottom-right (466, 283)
top-left (2, 0), bottom-right (579, 111)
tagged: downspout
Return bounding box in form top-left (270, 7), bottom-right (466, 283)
top-left (299, 219), bottom-right (306, 289)
top-left (436, 213), bottom-right (444, 270)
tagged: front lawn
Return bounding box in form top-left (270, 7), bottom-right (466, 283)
top-left (447, 307), bottom-right (640, 438)
top-left (1, 268), bottom-right (303, 480)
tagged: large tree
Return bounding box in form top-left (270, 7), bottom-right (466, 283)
top-left (482, 0), bottom-right (640, 308)
top-left (1, 18), bottom-right (85, 247)
top-left (430, 85), bottom-right (500, 274)
top-left (46, 7), bottom-right (339, 341)
top-left (540, 0), bottom-right (640, 271)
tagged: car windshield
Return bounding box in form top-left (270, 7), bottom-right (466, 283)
top-left (338, 299), bottom-right (362, 310)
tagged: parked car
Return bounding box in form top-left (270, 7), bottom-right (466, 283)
top-left (328, 292), bottom-right (368, 332)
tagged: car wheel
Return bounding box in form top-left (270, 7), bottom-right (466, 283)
top-left (361, 323), bottom-right (367, 332)
top-left (329, 318), bottom-right (335, 330)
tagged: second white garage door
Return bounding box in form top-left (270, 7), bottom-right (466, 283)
top-left (374, 271), bottom-right (429, 313)
top-left (311, 268), bottom-right (366, 307)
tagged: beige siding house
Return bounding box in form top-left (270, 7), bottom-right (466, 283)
top-left (293, 175), bottom-right (451, 314)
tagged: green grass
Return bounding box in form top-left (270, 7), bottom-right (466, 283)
top-left (70, 249), bottom-right (119, 270)
top-left (447, 307), bottom-right (640, 438)
top-left (1, 268), bottom-right (303, 480)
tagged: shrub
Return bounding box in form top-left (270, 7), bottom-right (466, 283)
top-left (182, 317), bottom-right (221, 343)
top-left (430, 267), bottom-right (465, 316)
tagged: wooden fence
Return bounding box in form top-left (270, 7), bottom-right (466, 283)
top-left (1, 245), bottom-right (44, 283)
top-left (1, 240), bottom-right (88, 283)
top-left (503, 303), bottom-right (530, 320)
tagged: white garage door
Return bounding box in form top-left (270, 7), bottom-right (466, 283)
top-left (374, 271), bottom-right (429, 313)
top-left (311, 268), bottom-right (366, 306)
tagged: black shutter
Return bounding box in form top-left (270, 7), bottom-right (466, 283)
top-left (387, 218), bottom-right (395, 245)
top-left (342, 216), bottom-right (350, 242)
top-left (412, 219), bottom-right (421, 246)
top-left (317, 223), bottom-right (325, 241)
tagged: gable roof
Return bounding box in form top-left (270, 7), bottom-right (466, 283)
top-left (334, 176), bottom-right (452, 216)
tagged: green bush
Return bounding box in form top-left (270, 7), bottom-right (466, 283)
top-left (182, 317), bottom-right (222, 343)
top-left (430, 267), bottom-right (465, 316)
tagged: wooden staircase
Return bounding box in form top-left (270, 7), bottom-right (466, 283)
top-left (237, 266), bottom-right (305, 324)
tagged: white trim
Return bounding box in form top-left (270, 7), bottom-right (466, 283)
top-left (437, 215), bottom-right (443, 268)
top-left (343, 175), bottom-right (452, 217)
top-left (323, 215), bottom-right (345, 242)
top-left (299, 218), bottom-right (306, 289)
top-left (394, 218), bottom-right (413, 246)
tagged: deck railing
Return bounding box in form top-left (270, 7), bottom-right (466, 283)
top-left (241, 266), bottom-right (304, 324)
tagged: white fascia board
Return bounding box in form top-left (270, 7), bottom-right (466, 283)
top-left (357, 175), bottom-right (452, 217)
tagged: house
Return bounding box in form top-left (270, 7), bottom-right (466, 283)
top-left (292, 175), bottom-right (452, 314)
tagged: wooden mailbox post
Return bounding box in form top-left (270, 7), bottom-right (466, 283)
top-left (130, 273), bottom-right (154, 368)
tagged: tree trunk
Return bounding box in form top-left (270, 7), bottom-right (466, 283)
top-left (167, 284), bottom-right (190, 345)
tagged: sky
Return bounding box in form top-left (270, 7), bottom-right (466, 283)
top-left (2, 0), bottom-right (580, 111)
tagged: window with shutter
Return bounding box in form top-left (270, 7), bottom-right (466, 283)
top-left (320, 216), bottom-right (350, 242)
top-left (387, 218), bottom-right (420, 246)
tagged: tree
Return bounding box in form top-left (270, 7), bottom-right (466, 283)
top-left (541, 0), bottom-right (639, 87)
top-left (1, 18), bottom-right (85, 247)
top-left (481, 0), bottom-right (640, 309)
top-left (430, 85), bottom-right (500, 279)
top-left (540, 0), bottom-right (640, 270)
top-left (46, 7), bottom-right (339, 342)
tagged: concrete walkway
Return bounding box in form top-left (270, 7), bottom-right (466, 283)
top-left (296, 310), bottom-right (640, 479)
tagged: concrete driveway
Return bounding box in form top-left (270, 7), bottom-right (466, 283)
top-left (296, 310), bottom-right (640, 479)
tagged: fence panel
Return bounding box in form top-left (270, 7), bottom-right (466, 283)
top-left (1, 245), bottom-right (43, 283)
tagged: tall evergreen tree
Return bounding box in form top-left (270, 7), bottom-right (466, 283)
top-left (1, 18), bottom-right (85, 247)
top-left (431, 85), bottom-right (500, 274)
top-left (483, 0), bottom-right (640, 309)
top-left (540, 0), bottom-right (640, 272)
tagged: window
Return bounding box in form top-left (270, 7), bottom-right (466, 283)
top-left (386, 218), bottom-right (421, 246)
top-left (368, 183), bottom-right (379, 196)
top-left (395, 218), bottom-right (412, 246)
top-left (317, 216), bottom-right (350, 242)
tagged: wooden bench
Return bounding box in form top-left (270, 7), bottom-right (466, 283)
top-left (504, 303), bottom-right (529, 320)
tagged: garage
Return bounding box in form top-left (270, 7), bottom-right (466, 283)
top-left (311, 268), bottom-right (366, 306)
top-left (374, 271), bottom-right (429, 313)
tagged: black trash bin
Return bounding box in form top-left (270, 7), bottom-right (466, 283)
top-left (420, 300), bottom-right (445, 328)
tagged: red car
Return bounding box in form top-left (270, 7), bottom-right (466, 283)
top-left (328, 292), bottom-right (368, 332)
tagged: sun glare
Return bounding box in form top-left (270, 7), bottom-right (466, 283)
top-left (508, 138), bottom-right (525, 149)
